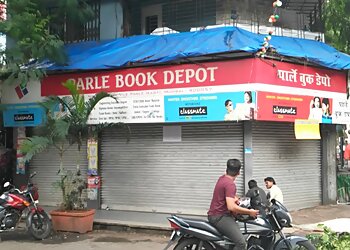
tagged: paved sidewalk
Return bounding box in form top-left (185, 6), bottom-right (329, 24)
top-left (0, 229), bottom-right (169, 250)
top-left (43, 204), bottom-right (350, 235)
top-left (289, 204), bottom-right (350, 234)
top-left (1, 204), bottom-right (349, 249)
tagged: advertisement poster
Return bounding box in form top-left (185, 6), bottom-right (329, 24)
top-left (3, 103), bottom-right (45, 127)
top-left (16, 128), bottom-right (27, 175)
top-left (164, 91), bottom-right (256, 122)
top-left (87, 175), bottom-right (100, 201)
top-left (87, 94), bottom-right (164, 124)
top-left (16, 156), bottom-right (26, 175)
top-left (294, 119), bottom-right (321, 140)
top-left (332, 99), bottom-right (350, 124)
top-left (87, 138), bottom-right (98, 176)
top-left (256, 91), bottom-right (333, 124)
top-left (87, 188), bottom-right (98, 200)
top-left (87, 176), bottom-right (101, 188)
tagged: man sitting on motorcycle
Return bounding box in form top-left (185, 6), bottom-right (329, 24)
top-left (246, 179), bottom-right (268, 216)
top-left (208, 159), bottom-right (259, 250)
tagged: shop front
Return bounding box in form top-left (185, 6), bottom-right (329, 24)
top-left (0, 82), bottom-right (87, 206)
top-left (17, 56), bottom-right (344, 214)
top-left (100, 122), bottom-right (244, 215)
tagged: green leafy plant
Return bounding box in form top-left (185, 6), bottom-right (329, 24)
top-left (0, 0), bottom-right (94, 85)
top-left (323, 0), bottom-right (350, 54)
top-left (20, 80), bottom-right (119, 210)
top-left (307, 225), bottom-right (350, 249)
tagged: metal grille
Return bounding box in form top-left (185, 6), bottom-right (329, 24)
top-left (145, 15), bottom-right (159, 34)
top-left (29, 142), bottom-right (88, 206)
top-left (100, 122), bottom-right (244, 215)
top-left (252, 121), bottom-right (322, 210)
top-left (130, 0), bottom-right (324, 36)
top-left (48, 0), bottom-right (101, 43)
top-left (162, 0), bottom-right (216, 32)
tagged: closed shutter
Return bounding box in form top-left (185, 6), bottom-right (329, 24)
top-left (252, 121), bottom-right (321, 210)
top-left (100, 122), bottom-right (244, 215)
top-left (29, 143), bottom-right (88, 206)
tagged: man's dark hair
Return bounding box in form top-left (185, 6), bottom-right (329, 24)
top-left (225, 99), bottom-right (232, 107)
top-left (226, 159), bottom-right (241, 176)
top-left (264, 177), bottom-right (276, 185)
top-left (248, 179), bottom-right (257, 189)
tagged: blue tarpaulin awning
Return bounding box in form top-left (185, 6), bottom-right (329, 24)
top-left (45, 26), bottom-right (350, 71)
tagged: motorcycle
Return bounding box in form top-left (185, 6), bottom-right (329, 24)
top-left (163, 197), bottom-right (316, 250)
top-left (0, 172), bottom-right (52, 240)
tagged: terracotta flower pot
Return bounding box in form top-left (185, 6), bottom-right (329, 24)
top-left (50, 209), bottom-right (96, 233)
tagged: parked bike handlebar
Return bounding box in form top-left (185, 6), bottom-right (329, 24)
top-left (29, 172), bottom-right (37, 179)
top-left (4, 172), bottom-right (37, 195)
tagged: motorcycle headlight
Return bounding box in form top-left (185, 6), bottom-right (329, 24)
top-left (275, 209), bottom-right (292, 227)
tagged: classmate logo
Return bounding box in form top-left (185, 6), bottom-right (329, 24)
top-left (273, 105), bottom-right (297, 115)
top-left (14, 114), bottom-right (34, 122)
top-left (179, 106), bottom-right (208, 116)
top-left (15, 84), bottom-right (29, 99)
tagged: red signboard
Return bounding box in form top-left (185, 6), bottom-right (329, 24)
top-left (41, 58), bottom-right (347, 96)
top-left (256, 91), bottom-right (333, 123)
top-left (253, 59), bottom-right (346, 93)
top-left (41, 59), bottom-right (255, 96)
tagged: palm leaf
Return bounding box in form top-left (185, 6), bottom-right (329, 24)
top-left (52, 119), bottom-right (70, 140)
top-left (63, 80), bottom-right (85, 115)
top-left (20, 136), bottom-right (51, 162)
top-left (40, 96), bottom-right (61, 112)
top-left (85, 92), bottom-right (117, 118)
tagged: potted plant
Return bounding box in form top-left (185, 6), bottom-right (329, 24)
top-left (20, 80), bottom-right (117, 233)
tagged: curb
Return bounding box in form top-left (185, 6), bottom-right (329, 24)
top-left (292, 224), bottom-right (324, 233)
top-left (93, 220), bottom-right (172, 235)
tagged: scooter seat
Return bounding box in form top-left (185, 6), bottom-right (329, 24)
top-left (176, 216), bottom-right (222, 237)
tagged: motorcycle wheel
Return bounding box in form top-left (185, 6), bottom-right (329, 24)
top-left (295, 240), bottom-right (316, 250)
top-left (28, 210), bottom-right (52, 240)
top-left (174, 238), bottom-right (214, 250)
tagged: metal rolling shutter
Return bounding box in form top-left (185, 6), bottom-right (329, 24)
top-left (29, 143), bottom-right (88, 206)
top-left (252, 121), bottom-right (321, 210)
top-left (100, 122), bottom-right (244, 215)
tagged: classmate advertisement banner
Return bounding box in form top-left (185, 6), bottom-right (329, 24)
top-left (164, 91), bottom-right (256, 122)
top-left (3, 103), bottom-right (45, 127)
top-left (256, 91), bottom-right (333, 124)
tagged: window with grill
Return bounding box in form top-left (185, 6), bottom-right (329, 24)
top-left (48, 0), bottom-right (101, 44)
top-left (145, 15), bottom-right (159, 34)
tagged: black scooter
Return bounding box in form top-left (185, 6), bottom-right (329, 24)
top-left (163, 197), bottom-right (315, 250)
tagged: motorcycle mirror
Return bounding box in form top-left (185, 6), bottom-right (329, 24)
top-left (3, 182), bottom-right (10, 188)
